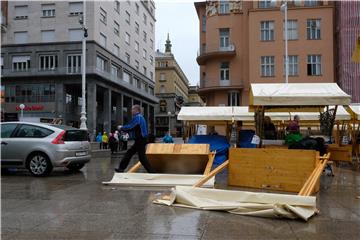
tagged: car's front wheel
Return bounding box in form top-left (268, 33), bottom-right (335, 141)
top-left (66, 163), bottom-right (85, 172)
top-left (27, 152), bottom-right (53, 177)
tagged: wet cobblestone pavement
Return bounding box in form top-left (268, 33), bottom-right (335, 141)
top-left (1, 155), bottom-right (360, 240)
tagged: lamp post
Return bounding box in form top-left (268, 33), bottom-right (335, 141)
top-left (19, 104), bottom-right (25, 120)
top-left (167, 111), bottom-right (171, 134)
top-left (79, 0), bottom-right (88, 130)
top-left (281, 1), bottom-right (288, 84)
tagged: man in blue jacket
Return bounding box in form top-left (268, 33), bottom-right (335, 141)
top-left (115, 105), bottom-right (155, 173)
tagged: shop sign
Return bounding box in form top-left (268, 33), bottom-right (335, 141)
top-left (15, 105), bottom-right (44, 111)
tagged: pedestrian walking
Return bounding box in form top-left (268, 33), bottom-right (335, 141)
top-left (95, 132), bottom-right (102, 149)
top-left (109, 133), bottom-right (117, 154)
top-left (115, 105), bottom-right (154, 173)
top-left (102, 132), bottom-right (109, 149)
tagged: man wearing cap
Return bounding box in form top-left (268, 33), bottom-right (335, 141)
top-left (115, 105), bottom-right (155, 173)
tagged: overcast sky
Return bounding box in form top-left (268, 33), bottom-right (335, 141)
top-left (154, 0), bottom-right (200, 86)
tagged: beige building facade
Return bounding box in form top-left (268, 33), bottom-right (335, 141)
top-left (195, 0), bottom-right (335, 106)
top-left (154, 35), bottom-right (189, 137)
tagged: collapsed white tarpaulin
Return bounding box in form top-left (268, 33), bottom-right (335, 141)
top-left (102, 173), bottom-right (214, 187)
top-left (154, 186), bottom-right (317, 221)
top-left (250, 83), bottom-right (351, 106)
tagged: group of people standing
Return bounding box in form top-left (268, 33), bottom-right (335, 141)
top-left (95, 130), bottom-right (129, 154)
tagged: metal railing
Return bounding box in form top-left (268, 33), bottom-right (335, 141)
top-left (198, 43), bottom-right (236, 56)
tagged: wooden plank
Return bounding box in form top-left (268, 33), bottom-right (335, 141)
top-left (193, 160), bottom-right (229, 188)
top-left (228, 148), bottom-right (317, 192)
top-left (203, 151), bottom-right (216, 175)
top-left (127, 161), bottom-right (142, 173)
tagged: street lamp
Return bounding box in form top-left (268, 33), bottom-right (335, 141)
top-left (167, 111), bottom-right (171, 134)
top-left (79, 0), bottom-right (88, 130)
top-left (19, 104), bottom-right (25, 120)
top-left (281, 1), bottom-right (288, 84)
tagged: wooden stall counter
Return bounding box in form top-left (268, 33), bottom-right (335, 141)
top-left (327, 144), bottom-right (352, 162)
top-left (228, 148), bottom-right (320, 193)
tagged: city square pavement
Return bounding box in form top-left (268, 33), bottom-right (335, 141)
top-left (1, 151), bottom-right (360, 239)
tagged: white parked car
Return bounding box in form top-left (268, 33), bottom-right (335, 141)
top-left (1, 122), bottom-right (91, 176)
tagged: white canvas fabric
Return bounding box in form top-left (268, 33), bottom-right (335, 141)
top-left (102, 173), bottom-right (214, 187)
top-left (349, 105), bottom-right (360, 120)
top-left (250, 83), bottom-right (351, 106)
top-left (177, 106), bottom-right (351, 122)
top-left (154, 186), bottom-right (317, 221)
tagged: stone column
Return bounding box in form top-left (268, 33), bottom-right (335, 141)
top-left (115, 93), bottom-right (122, 125)
top-left (55, 82), bottom-right (65, 120)
top-left (103, 88), bottom-right (111, 133)
top-left (87, 80), bottom-right (97, 140)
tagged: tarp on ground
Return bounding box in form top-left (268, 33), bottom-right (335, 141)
top-left (188, 135), bottom-right (230, 165)
top-left (250, 83), bottom-right (351, 106)
top-left (154, 186), bottom-right (317, 221)
top-left (102, 173), bottom-right (214, 187)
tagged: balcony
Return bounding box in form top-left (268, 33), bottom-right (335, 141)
top-left (196, 44), bottom-right (236, 65)
top-left (199, 78), bottom-right (243, 93)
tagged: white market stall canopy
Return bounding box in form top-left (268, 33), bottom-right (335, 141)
top-left (250, 83), bottom-right (351, 106)
top-left (349, 105), bottom-right (360, 120)
top-left (178, 106), bottom-right (351, 122)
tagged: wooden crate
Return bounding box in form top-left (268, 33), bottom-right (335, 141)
top-left (146, 143), bottom-right (210, 174)
top-left (327, 144), bottom-right (352, 162)
top-left (228, 148), bottom-right (319, 193)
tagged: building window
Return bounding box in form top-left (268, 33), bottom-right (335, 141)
top-left (114, 44), bottom-right (120, 57)
top-left (150, 55), bottom-right (153, 65)
top-left (258, 0), bottom-right (274, 8)
top-left (150, 39), bottom-right (154, 49)
top-left (220, 62), bottom-right (229, 81)
top-left (114, 21), bottom-right (120, 36)
top-left (284, 55), bottom-right (298, 76)
top-left (100, 7), bottom-right (107, 24)
top-left (39, 55), bottom-right (58, 71)
top-left (41, 30), bottom-right (55, 42)
top-left (160, 85), bottom-right (166, 94)
top-left (69, 28), bottom-right (82, 41)
top-left (143, 31), bottom-right (147, 42)
top-left (202, 15), bottom-right (206, 32)
top-left (261, 21), bottom-right (274, 41)
top-left (307, 19), bottom-right (321, 40)
top-left (123, 71), bottom-right (130, 83)
top-left (261, 56), bottom-right (275, 77)
top-left (125, 53), bottom-right (130, 64)
top-left (149, 86), bottom-right (154, 95)
top-left (1, 56), bottom-right (3, 70)
top-left (150, 71), bottom-right (153, 80)
top-left (96, 56), bottom-right (106, 72)
top-left (219, 0), bottom-right (229, 14)
top-left (111, 64), bottom-right (120, 78)
top-left (160, 73), bottom-right (165, 81)
top-left (150, 22), bottom-right (154, 33)
top-left (5, 84), bottom-right (55, 103)
top-left (143, 66), bottom-right (147, 76)
top-left (15, 5), bottom-right (28, 19)
top-left (135, 60), bottom-right (139, 70)
top-left (135, 3), bottom-right (139, 15)
top-left (14, 31), bottom-right (28, 44)
top-left (219, 28), bottom-right (230, 48)
top-left (307, 55), bottom-right (321, 76)
top-left (100, 33), bottom-right (107, 47)
top-left (67, 54), bottom-right (81, 74)
top-left (136, 78), bottom-right (141, 88)
top-left (12, 56), bottom-right (30, 72)
top-left (304, 0), bottom-right (319, 7)
top-left (284, 20), bottom-right (298, 40)
top-left (69, 2), bottom-right (83, 15)
top-left (114, 0), bottom-right (120, 12)
top-left (133, 41), bottom-right (139, 53)
top-left (135, 22), bottom-right (139, 34)
top-left (143, 49), bottom-right (147, 59)
top-left (125, 32), bottom-right (130, 45)
top-left (143, 13), bottom-right (147, 25)
top-left (42, 4), bottom-right (55, 17)
top-left (126, 11), bottom-right (130, 24)
top-left (228, 91), bottom-right (240, 106)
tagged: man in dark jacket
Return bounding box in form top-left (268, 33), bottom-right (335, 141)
top-left (114, 105), bottom-right (155, 173)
